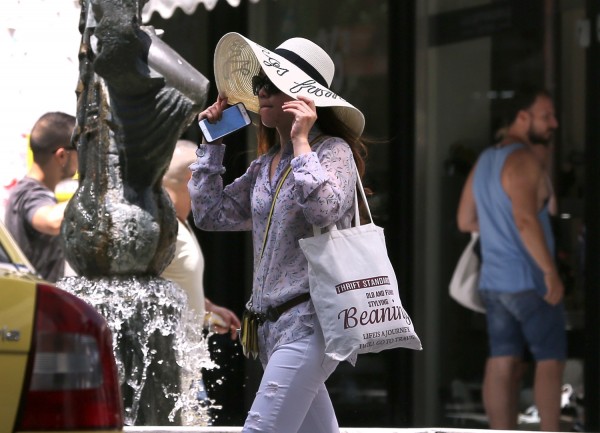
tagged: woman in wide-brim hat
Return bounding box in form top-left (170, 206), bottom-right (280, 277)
top-left (189, 32), bottom-right (367, 433)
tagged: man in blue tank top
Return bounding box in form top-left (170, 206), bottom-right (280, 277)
top-left (457, 87), bottom-right (566, 431)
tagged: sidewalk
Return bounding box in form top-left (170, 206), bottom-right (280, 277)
top-left (125, 429), bottom-right (426, 433)
top-left (124, 427), bottom-right (568, 433)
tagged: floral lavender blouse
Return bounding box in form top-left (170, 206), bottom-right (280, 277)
top-left (188, 128), bottom-right (357, 364)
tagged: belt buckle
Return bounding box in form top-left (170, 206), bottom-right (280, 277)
top-left (254, 311), bottom-right (267, 324)
top-left (264, 307), bottom-right (279, 323)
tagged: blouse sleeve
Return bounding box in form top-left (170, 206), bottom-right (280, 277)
top-left (188, 143), bottom-right (261, 232)
top-left (290, 136), bottom-right (357, 228)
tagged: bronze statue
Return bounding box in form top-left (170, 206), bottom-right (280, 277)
top-left (64, 0), bottom-right (208, 276)
top-left (60, 0), bottom-right (210, 425)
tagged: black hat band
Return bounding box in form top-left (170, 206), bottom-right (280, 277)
top-left (274, 48), bottom-right (329, 88)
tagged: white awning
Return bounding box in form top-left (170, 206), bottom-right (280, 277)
top-left (142, 0), bottom-right (260, 22)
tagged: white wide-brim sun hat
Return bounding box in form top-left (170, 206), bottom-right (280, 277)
top-left (213, 32), bottom-right (365, 137)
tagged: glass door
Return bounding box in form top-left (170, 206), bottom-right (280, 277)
top-left (414, 0), bottom-right (588, 427)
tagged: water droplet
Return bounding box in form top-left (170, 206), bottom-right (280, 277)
top-left (59, 275), bottom-right (217, 426)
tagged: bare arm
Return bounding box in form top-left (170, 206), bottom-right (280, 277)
top-left (457, 165), bottom-right (479, 233)
top-left (31, 201), bottom-right (68, 236)
top-left (205, 297), bottom-right (241, 340)
top-left (503, 151), bottom-right (564, 305)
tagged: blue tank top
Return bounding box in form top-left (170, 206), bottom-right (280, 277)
top-left (473, 143), bottom-right (555, 293)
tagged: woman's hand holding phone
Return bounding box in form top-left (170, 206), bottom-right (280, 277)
top-left (199, 95), bottom-right (252, 143)
top-left (198, 95), bottom-right (229, 144)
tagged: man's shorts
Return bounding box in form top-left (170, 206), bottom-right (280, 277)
top-left (480, 289), bottom-right (567, 361)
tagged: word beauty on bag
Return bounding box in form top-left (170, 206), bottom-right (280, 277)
top-left (299, 168), bottom-right (422, 365)
top-left (448, 232), bottom-right (485, 314)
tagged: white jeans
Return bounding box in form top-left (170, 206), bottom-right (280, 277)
top-left (243, 326), bottom-right (339, 433)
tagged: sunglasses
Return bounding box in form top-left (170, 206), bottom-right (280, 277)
top-left (251, 75), bottom-right (281, 96)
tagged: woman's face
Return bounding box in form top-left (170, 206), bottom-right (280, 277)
top-left (255, 74), bottom-right (295, 130)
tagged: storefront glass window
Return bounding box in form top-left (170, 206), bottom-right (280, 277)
top-left (415, 0), bottom-right (586, 427)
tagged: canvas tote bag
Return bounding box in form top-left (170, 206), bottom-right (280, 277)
top-left (448, 232), bottom-right (485, 313)
top-left (299, 168), bottom-right (422, 364)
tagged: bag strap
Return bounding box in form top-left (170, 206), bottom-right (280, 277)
top-left (354, 166), bottom-right (373, 226)
top-left (312, 164), bottom-right (372, 237)
top-left (259, 164), bottom-right (293, 260)
top-left (259, 134), bottom-right (325, 260)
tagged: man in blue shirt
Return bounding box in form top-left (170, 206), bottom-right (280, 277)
top-left (457, 87), bottom-right (566, 431)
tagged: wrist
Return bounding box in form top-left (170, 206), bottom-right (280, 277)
top-left (292, 138), bottom-right (311, 156)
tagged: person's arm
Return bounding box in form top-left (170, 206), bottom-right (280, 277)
top-left (188, 144), bottom-right (261, 232)
top-left (31, 200), bottom-right (68, 236)
top-left (546, 176), bottom-right (558, 216)
top-left (503, 151), bottom-right (564, 305)
top-left (291, 137), bottom-right (357, 228)
top-left (285, 95), bottom-right (317, 157)
top-left (205, 298), bottom-right (241, 340)
top-left (456, 164), bottom-right (479, 233)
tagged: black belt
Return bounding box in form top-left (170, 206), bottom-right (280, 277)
top-left (250, 292), bottom-right (311, 324)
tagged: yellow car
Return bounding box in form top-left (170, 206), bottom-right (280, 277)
top-left (0, 220), bottom-right (123, 432)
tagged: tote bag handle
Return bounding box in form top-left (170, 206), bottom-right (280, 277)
top-left (313, 165), bottom-right (372, 236)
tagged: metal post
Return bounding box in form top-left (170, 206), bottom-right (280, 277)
top-left (584, 0), bottom-right (600, 430)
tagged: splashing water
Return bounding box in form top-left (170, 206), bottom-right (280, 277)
top-left (58, 275), bottom-right (217, 426)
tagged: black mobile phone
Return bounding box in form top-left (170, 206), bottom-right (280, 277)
top-left (198, 102), bottom-right (252, 143)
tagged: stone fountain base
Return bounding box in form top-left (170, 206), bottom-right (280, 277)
top-left (59, 275), bottom-right (216, 426)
